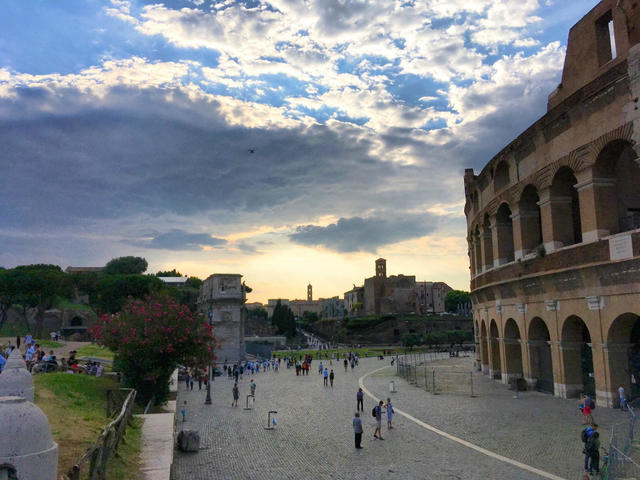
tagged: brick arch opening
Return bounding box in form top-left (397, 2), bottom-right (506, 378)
top-left (606, 313), bottom-right (640, 403)
top-left (494, 161), bottom-right (510, 192)
top-left (495, 203), bottom-right (514, 264)
top-left (550, 167), bottom-right (582, 247)
top-left (480, 320), bottom-right (489, 370)
top-left (561, 315), bottom-right (594, 398)
top-left (594, 140), bottom-right (640, 234)
top-left (489, 319), bottom-right (502, 380)
top-left (504, 318), bottom-right (523, 382)
top-left (518, 184), bottom-right (542, 255)
top-left (528, 317), bottom-right (554, 393)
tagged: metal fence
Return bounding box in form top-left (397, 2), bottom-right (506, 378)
top-left (605, 400), bottom-right (640, 479)
top-left (63, 388), bottom-right (137, 480)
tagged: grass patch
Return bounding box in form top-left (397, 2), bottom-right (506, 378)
top-left (34, 373), bottom-right (142, 479)
top-left (0, 322), bottom-right (31, 337)
top-left (106, 416), bottom-right (143, 480)
top-left (77, 344), bottom-right (115, 360)
top-left (36, 339), bottom-right (65, 349)
top-left (53, 297), bottom-right (95, 312)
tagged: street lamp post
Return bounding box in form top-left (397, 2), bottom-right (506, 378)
top-left (205, 310), bottom-right (213, 405)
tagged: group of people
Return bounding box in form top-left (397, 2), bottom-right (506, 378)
top-left (353, 394), bottom-right (394, 448)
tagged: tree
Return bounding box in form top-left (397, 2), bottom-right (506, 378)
top-left (445, 290), bottom-right (471, 313)
top-left (90, 294), bottom-right (216, 405)
top-left (402, 333), bottom-right (421, 350)
top-left (300, 311), bottom-right (319, 325)
top-left (94, 274), bottom-right (163, 313)
top-left (186, 276), bottom-right (202, 290)
top-left (156, 269), bottom-right (182, 277)
top-left (104, 256), bottom-right (148, 275)
top-left (247, 307), bottom-right (268, 322)
top-left (271, 300), bottom-right (296, 338)
top-left (0, 265), bottom-right (72, 337)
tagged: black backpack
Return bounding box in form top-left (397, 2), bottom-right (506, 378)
top-left (581, 429), bottom-right (588, 443)
top-left (372, 406), bottom-right (377, 418)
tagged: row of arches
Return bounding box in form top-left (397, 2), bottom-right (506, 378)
top-left (476, 312), bottom-right (640, 402)
top-left (468, 140), bottom-right (640, 275)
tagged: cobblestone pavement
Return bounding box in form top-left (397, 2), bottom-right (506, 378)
top-left (171, 355), bottom-right (626, 480)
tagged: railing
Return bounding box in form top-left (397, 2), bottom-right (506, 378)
top-left (606, 400), bottom-right (640, 479)
top-left (64, 388), bottom-right (137, 480)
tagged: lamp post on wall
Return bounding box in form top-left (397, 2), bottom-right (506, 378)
top-left (205, 310), bottom-right (213, 405)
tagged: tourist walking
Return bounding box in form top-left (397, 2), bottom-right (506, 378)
top-left (587, 431), bottom-right (600, 475)
top-left (357, 388), bottom-right (364, 412)
top-left (323, 367), bottom-right (328, 386)
top-left (318, 361), bottom-right (323, 375)
top-left (232, 382), bottom-right (239, 407)
top-left (185, 372), bottom-right (191, 389)
top-left (181, 400), bottom-right (187, 422)
top-left (373, 400), bottom-right (384, 440)
top-left (329, 369), bottom-right (334, 387)
top-left (619, 385), bottom-right (627, 410)
top-left (581, 424), bottom-right (597, 473)
top-left (386, 398), bottom-right (394, 429)
top-left (250, 379), bottom-right (256, 396)
top-left (581, 393), bottom-right (594, 425)
top-left (344, 358), bottom-right (348, 372)
top-left (15, 336), bottom-right (20, 349)
top-left (353, 412), bottom-right (363, 449)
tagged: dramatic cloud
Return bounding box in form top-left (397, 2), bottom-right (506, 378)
top-left (289, 214), bottom-right (439, 253)
top-left (133, 229), bottom-right (227, 251)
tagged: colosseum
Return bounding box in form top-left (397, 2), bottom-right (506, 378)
top-left (464, 0), bottom-right (640, 407)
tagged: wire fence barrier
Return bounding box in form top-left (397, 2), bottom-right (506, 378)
top-left (605, 400), bottom-right (640, 479)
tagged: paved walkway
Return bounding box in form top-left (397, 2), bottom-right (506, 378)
top-left (171, 357), bottom-right (627, 480)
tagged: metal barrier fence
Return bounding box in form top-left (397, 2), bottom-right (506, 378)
top-left (606, 400), bottom-right (640, 479)
top-left (64, 388), bottom-right (137, 480)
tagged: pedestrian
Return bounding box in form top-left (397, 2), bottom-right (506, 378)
top-left (373, 400), bottom-right (384, 440)
top-left (232, 382), bottom-right (239, 407)
top-left (329, 369), bottom-right (335, 387)
top-left (344, 358), bottom-right (348, 372)
top-left (323, 367), bottom-right (328, 386)
top-left (190, 374), bottom-right (194, 391)
top-left (582, 393), bottom-right (594, 425)
top-left (353, 412), bottom-right (363, 449)
top-left (16, 336), bottom-right (20, 349)
top-left (587, 431), bottom-right (600, 475)
top-left (250, 379), bottom-right (256, 396)
top-left (386, 398), bottom-right (394, 429)
top-left (619, 385), bottom-right (627, 410)
top-left (181, 400), bottom-right (187, 422)
top-left (351, 359), bottom-right (355, 370)
top-left (357, 388), bottom-right (364, 412)
top-left (318, 361), bottom-right (323, 375)
top-left (185, 372), bottom-right (191, 389)
top-left (581, 424), bottom-right (597, 473)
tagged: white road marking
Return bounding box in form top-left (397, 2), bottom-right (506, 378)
top-left (359, 365), bottom-right (567, 480)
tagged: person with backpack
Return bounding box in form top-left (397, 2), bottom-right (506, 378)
top-left (373, 400), bottom-right (384, 440)
top-left (581, 424), bottom-right (597, 473)
top-left (586, 431), bottom-right (600, 475)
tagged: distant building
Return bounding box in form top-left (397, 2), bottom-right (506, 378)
top-left (363, 259), bottom-right (416, 315)
top-left (321, 296), bottom-right (346, 319)
top-left (415, 281), bottom-right (453, 315)
top-left (270, 284), bottom-right (324, 318)
top-left (344, 285), bottom-right (364, 315)
top-left (265, 298), bottom-right (290, 317)
top-left (157, 276), bottom-right (189, 287)
top-left (245, 302), bottom-right (264, 310)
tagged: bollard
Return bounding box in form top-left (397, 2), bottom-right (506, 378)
top-left (244, 394), bottom-right (255, 410)
top-left (470, 371), bottom-right (476, 398)
top-left (264, 410), bottom-right (278, 430)
top-left (389, 381), bottom-right (396, 393)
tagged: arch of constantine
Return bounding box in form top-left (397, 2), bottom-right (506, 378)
top-left (464, 0), bottom-right (640, 407)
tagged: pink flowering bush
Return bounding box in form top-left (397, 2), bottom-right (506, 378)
top-left (90, 294), bottom-right (216, 404)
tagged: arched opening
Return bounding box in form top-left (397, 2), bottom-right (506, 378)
top-left (504, 318), bottom-right (523, 382)
top-left (518, 185), bottom-right (542, 255)
top-left (480, 320), bottom-right (489, 373)
top-left (607, 313), bottom-right (640, 402)
top-left (70, 317), bottom-right (83, 327)
top-left (550, 167), bottom-right (582, 247)
top-left (529, 317), bottom-right (554, 393)
top-left (489, 319), bottom-right (502, 379)
top-left (494, 161), bottom-right (510, 192)
top-left (594, 140), bottom-right (640, 234)
top-left (561, 315), bottom-right (594, 398)
top-left (482, 213), bottom-right (493, 269)
top-left (495, 203), bottom-right (514, 265)
top-left (473, 226), bottom-right (482, 275)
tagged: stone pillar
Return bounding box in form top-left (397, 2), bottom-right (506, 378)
top-left (575, 167), bottom-right (617, 242)
top-left (522, 339), bottom-right (536, 390)
top-left (510, 204), bottom-right (525, 261)
top-left (538, 187), bottom-right (568, 253)
top-left (598, 343), bottom-right (627, 408)
top-left (555, 341), bottom-right (584, 398)
top-left (551, 340), bottom-right (569, 398)
top-left (474, 235), bottom-right (483, 274)
top-left (480, 223), bottom-right (494, 271)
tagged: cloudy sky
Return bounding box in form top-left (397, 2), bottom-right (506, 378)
top-left (0, 0), bottom-right (598, 303)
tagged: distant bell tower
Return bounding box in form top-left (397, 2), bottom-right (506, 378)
top-left (307, 283), bottom-right (313, 301)
top-left (376, 258), bottom-right (387, 278)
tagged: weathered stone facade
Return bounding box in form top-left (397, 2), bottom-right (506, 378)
top-left (464, 0), bottom-right (640, 406)
top-left (197, 274), bottom-right (248, 364)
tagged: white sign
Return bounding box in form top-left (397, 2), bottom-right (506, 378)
top-left (609, 234), bottom-right (633, 261)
